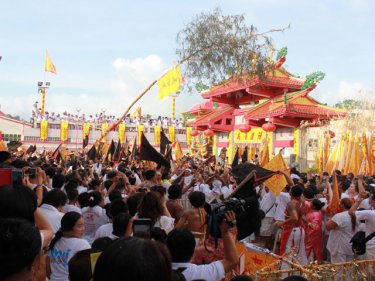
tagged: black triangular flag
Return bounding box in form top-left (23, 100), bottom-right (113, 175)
top-left (52, 144), bottom-right (62, 160)
top-left (165, 145), bottom-right (173, 162)
top-left (231, 147), bottom-right (239, 168)
top-left (87, 145), bottom-right (97, 161)
top-left (241, 146), bottom-right (248, 163)
top-left (83, 135), bottom-right (89, 149)
top-left (113, 141), bottom-right (122, 162)
top-left (105, 140), bottom-right (116, 162)
top-left (160, 128), bottom-right (172, 155)
top-left (140, 133), bottom-right (170, 168)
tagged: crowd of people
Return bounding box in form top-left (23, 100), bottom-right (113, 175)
top-left (0, 146), bottom-right (375, 281)
top-left (31, 101), bottom-right (184, 128)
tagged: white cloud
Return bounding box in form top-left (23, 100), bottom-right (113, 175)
top-left (312, 80), bottom-right (368, 105)
top-left (345, 0), bottom-right (369, 12)
top-left (1, 54), bottom-right (202, 121)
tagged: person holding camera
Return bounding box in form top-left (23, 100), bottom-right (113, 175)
top-left (167, 211), bottom-right (238, 281)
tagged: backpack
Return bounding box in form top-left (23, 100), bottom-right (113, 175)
top-left (350, 231), bottom-right (375, 255)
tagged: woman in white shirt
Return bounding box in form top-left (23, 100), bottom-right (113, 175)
top-left (326, 198), bottom-right (357, 280)
top-left (47, 211), bottom-right (91, 281)
top-left (81, 191), bottom-right (108, 244)
top-left (137, 192), bottom-right (175, 234)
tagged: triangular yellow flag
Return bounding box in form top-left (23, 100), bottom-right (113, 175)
top-left (45, 50), bottom-right (57, 74)
top-left (175, 141), bottom-right (183, 161)
top-left (263, 153), bottom-right (289, 196)
top-left (158, 65), bottom-right (182, 102)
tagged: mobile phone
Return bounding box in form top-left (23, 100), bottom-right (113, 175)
top-left (12, 169), bottom-right (24, 185)
top-left (0, 168), bottom-right (12, 186)
top-left (26, 168), bottom-right (36, 176)
top-left (132, 219), bottom-right (152, 239)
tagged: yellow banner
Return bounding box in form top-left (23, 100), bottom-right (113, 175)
top-left (137, 125), bottom-right (144, 144)
top-left (293, 128), bottom-right (299, 160)
top-left (101, 123), bottom-right (109, 138)
top-left (83, 122), bottom-right (91, 138)
top-left (60, 120), bottom-right (69, 142)
top-left (118, 123), bottom-right (126, 144)
top-left (158, 65), bottom-right (182, 101)
top-left (212, 134), bottom-right (217, 156)
top-left (175, 141), bottom-right (183, 161)
top-left (259, 136), bottom-right (269, 167)
top-left (263, 153), bottom-right (289, 196)
top-left (154, 126), bottom-right (161, 145)
top-left (234, 128), bottom-right (266, 143)
top-left (169, 126), bottom-right (175, 142)
top-left (40, 120), bottom-right (49, 141)
top-left (186, 127), bottom-right (192, 146)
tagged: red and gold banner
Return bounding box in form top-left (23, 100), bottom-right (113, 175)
top-left (60, 120), bottom-right (69, 142)
top-left (137, 125), bottom-right (144, 145)
top-left (118, 123), bottom-right (126, 144)
top-left (168, 126), bottom-right (175, 142)
top-left (235, 243), bottom-right (276, 276)
top-left (154, 126), bottom-right (161, 145)
top-left (40, 120), bottom-right (49, 141)
top-left (186, 127), bottom-right (192, 145)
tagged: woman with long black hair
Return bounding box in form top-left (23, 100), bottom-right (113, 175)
top-left (47, 211), bottom-right (90, 281)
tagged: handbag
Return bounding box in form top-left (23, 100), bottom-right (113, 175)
top-left (350, 230), bottom-right (375, 255)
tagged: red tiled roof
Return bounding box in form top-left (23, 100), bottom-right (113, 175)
top-left (201, 75), bottom-right (304, 99)
top-left (188, 106), bottom-right (234, 127)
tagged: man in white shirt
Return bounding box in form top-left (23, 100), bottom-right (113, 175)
top-left (39, 189), bottom-right (67, 233)
top-left (167, 211), bottom-right (238, 281)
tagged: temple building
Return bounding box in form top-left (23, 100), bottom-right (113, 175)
top-left (185, 49), bottom-right (346, 169)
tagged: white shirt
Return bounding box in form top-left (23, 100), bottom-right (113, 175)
top-left (172, 261), bottom-right (225, 281)
top-left (77, 185), bottom-right (88, 194)
top-left (260, 191), bottom-right (276, 218)
top-left (82, 206), bottom-right (109, 244)
top-left (64, 204), bottom-right (82, 214)
top-left (274, 192), bottom-right (290, 221)
top-left (48, 237), bottom-right (91, 281)
top-left (154, 216), bottom-right (175, 234)
top-left (39, 204), bottom-right (64, 234)
top-left (356, 210), bottom-right (375, 249)
top-left (327, 211), bottom-right (357, 256)
top-left (94, 223), bottom-right (118, 240)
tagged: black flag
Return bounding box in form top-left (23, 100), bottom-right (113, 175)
top-left (52, 143), bottom-right (62, 161)
top-left (140, 133), bottom-right (170, 168)
top-left (105, 140), bottom-right (116, 162)
top-left (241, 146), bottom-right (248, 163)
top-left (83, 135), bottom-right (89, 149)
top-left (160, 128), bottom-right (172, 155)
top-left (165, 145), bottom-right (173, 162)
top-left (113, 141), bottom-right (122, 162)
top-left (87, 145), bottom-right (97, 161)
top-left (231, 147), bottom-right (239, 168)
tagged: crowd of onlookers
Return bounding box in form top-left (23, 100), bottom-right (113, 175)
top-left (1, 146), bottom-right (375, 281)
top-left (31, 101), bottom-right (184, 127)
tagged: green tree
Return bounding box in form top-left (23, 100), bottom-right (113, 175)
top-left (176, 8), bottom-right (289, 90)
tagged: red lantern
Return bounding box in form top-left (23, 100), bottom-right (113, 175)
top-left (328, 130), bottom-right (335, 138)
top-left (190, 130), bottom-right (199, 137)
top-left (239, 124), bottom-right (251, 133)
top-left (262, 122), bottom-right (276, 132)
top-left (203, 129), bottom-right (214, 137)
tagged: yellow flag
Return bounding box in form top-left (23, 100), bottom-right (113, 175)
top-left (259, 136), bottom-right (269, 167)
top-left (158, 65), bottom-right (182, 101)
top-left (169, 126), bottom-right (175, 142)
top-left (263, 153), bottom-right (289, 196)
top-left (175, 141), bottom-right (183, 161)
top-left (118, 123), bottom-right (126, 144)
top-left (186, 127), bottom-right (192, 145)
top-left (154, 126), bottom-right (161, 145)
top-left (101, 123), bottom-right (109, 139)
top-left (137, 125), bottom-right (144, 144)
top-left (83, 122), bottom-right (91, 138)
top-left (45, 50), bottom-right (56, 74)
top-left (60, 120), bottom-right (69, 142)
top-left (40, 120), bottom-right (49, 140)
top-left (0, 140), bottom-right (7, 152)
top-left (131, 107), bottom-right (142, 119)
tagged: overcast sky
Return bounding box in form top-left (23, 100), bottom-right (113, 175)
top-left (0, 0), bottom-right (374, 120)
